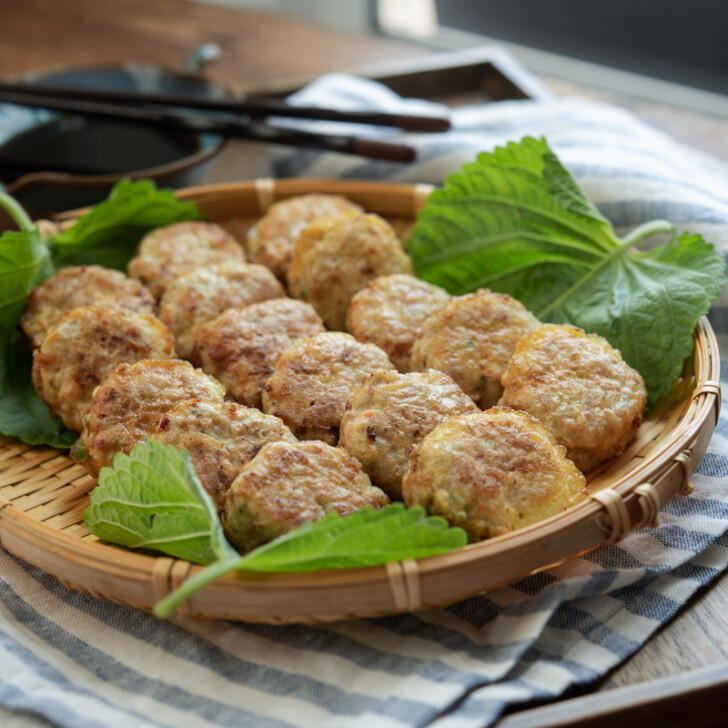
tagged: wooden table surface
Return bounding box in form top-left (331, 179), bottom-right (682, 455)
top-left (0, 0), bottom-right (428, 94)
top-left (1, 0), bottom-right (727, 725)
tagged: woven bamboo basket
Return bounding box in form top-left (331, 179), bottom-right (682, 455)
top-left (0, 179), bottom-right (721, 624)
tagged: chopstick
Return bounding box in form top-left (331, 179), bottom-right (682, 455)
top-left (0, 82), bottom-right (451, 132)
top-left (0, 87), bottom-right (418, 163)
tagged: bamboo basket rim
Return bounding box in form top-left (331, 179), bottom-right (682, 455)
top-left (0, 178), bottom-right (721, 624)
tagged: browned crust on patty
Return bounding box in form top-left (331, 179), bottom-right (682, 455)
top-left (262, 331), bottom-right (394, 445)
top-left (500, 324), bottom-right (647, 471)
top-left (402, 407), bottom-right (587, 541)
top-left (77, 358), bottom-right (225, 476)
top-left (21, 265), bottom-right (156, 348)
top-left (222, 439), bottom-right (389, 552)
top-left (191, 298), bottom-right (325, 408)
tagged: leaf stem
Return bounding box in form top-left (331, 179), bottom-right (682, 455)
top-left (0, 190), bottom-right (33, 233)
top-left (537, 218), bottom-right (676, 319)
top-left (620, 219), bottom-right (675, 248)
top-left (153, 555), bottom-right (242, 619)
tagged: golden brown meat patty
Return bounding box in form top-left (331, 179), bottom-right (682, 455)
top-left (127, 221), bottom-right (245, 299)
top-left (410, 289), bottom-right (539, 408)
top-left (339, 368), bottom-right (479, 499)
top-left (75, 359), bottom-right (225, 476)
top-left (21, 265), bottom-right (156, 348)
top-left (402, 407), bottom-right (587, 542)
top-left (262, 331), bottom-right (395, 445)
top-left (500, 323), bottom-right (647, 471)
top-left (158, 262), bottom-right (285, 359)
top-left (221, 439), bottom-right (389, 552)
top-left (247, 193), bottom-right (363, 281)
top-left (287, 211), bottom-right (413, 330)
top-left (191, 298), bottom-right (325, 408)
top-left (346, 274), bottom-right (450, 372)
top-left (32, 306), bottom-right (176, 432)
top-left (152, 399), bottom-right (296, 511)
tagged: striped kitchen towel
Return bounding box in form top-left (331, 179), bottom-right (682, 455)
top-left (2, 71), bottom-right (728, 728)
top-left (2, 415), bottom-right (728, 728)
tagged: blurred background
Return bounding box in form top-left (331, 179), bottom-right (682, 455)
top-left (195, 0), bottom-right (728, 112)
top-left (1, 0), bottom-right (726, 216)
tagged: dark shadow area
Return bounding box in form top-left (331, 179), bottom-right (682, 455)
top-left (435, 0), bottom-right (728, 95)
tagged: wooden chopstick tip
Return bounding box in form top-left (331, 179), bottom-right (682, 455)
top-left (353, 139), bottom-right (417, 163)
top-left (0, 82), bottom-right (452, 133)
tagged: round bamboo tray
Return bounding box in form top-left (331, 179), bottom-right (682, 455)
top-left (0, 179), bottom-right (721, 624)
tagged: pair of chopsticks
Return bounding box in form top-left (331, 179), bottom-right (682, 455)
top-left (0, 81), bottom-right (452, 163)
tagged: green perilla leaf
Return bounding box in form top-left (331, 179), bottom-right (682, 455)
top-left (406, 137), bottom-right (726, 406)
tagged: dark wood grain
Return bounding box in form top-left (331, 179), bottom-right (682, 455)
top-left (0, 0), bottom-right (426, 93)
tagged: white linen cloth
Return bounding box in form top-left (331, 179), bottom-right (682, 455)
top-left (2, 70), bottom-right (728, 728)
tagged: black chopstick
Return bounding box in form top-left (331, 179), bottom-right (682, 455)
top-left (0, 88), bottom-right (417, 163)
top-left (0, 81), bottom-right (451, 132)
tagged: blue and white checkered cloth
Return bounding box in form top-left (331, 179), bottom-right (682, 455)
top-left (2, 71), bottom-right (728, 728)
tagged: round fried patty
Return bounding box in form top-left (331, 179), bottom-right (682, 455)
top-left (287, 212), bottom-right (413, 331)
top-left (262, 331), bottom-right (395, 445)
top-left (339, 368), bottom-right (479, 499)
top-left (247, 193), bottom-right (362, 281)
top-left (75, 358), bottom-right (225, 476)
top-left (192, 298), bottom-right (325, 408)
top-left (346, 274), bottom-right (450, 372)
top-left (159, 262), bottom-right (285, 359)
top-left (32, 306), bottom-right (175, 432)
top-left (21, 265), bottom-right (155, 348)
top-left (500, 323), bottom-right (647, 471)
top-left (402, 408), bottom-right (587, 541)
top-left (222, 440), bottom-right (389, 552)
top-left (410, 289), bottom-right (539, 408)
top-left (152, 399), bottom-right (296, 511)
top-left (128, 221), bottom-right (245, 299)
